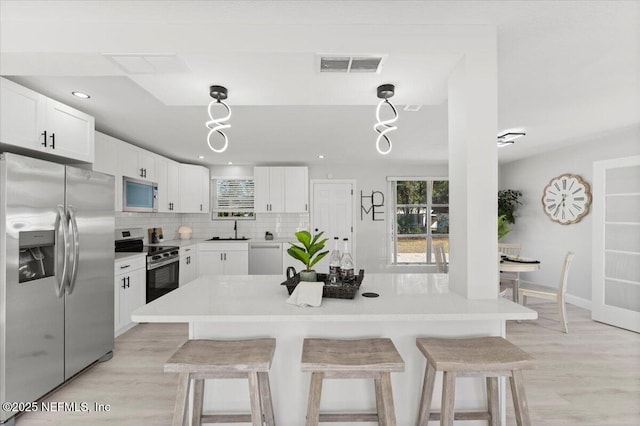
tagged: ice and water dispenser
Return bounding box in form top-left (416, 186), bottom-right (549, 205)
top-left (18, 230), bottom-right (56, 283)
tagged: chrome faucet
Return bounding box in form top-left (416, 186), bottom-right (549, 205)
top-left (234, 220), bottom-right (237, 239)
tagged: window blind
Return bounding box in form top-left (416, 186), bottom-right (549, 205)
top-left (214, 179), bottom-right (254, 211)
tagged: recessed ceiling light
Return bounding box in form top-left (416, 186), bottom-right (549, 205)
top-left (71, 91), bottom-right (90, 99)
top-left (198, 155), bottom-right (205, 159)
top-left (318, 155), bottom-right (325, 159)
top-left (227, 161), bottom-right (233, 165)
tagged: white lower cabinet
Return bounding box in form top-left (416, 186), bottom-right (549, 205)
top-left (198, 243), bottom-right (248, 276)
top-left (114, 256), bottom-right (146, 337)
top-left (179, 245), bottom-right (198, 286)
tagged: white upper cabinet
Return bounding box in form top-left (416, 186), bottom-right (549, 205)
top-left (180, 163), bottom-right (210, 213)
top-left (157, 156), bottom-right (181, 213)
top-left (254, 166), bottom-right (284, 213)
top-left (0, 77), bottom-right (95, 163)
top-left (254, 166), bottom-right (308, 213)
top-left (284, 167), bottom-right (309, 213)
top-left (93, 132), bottom-right (121, 210)
top-left (118, 143), bottom-right (157, 182)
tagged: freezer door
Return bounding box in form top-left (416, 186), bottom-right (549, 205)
top-left (64, 166), bottom-right (115, 380)
top-left (1, 153), bottom-right (65, 423)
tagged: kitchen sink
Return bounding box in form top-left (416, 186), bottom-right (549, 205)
top-left (206, 237), bottom-right (249, 241)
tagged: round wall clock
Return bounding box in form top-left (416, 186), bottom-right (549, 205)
top-left (541, 174), bottom-right (592, 224)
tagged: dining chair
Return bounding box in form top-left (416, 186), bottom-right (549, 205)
top-left (518, 252), bottom-right (574, 333)
top-left (433, 243), bottom-right (447, 273)
top-left (499, 243), bottom-right (522, 297)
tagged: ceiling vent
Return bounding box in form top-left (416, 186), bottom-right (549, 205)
top-left (319, 55), bottom-right (383, 73)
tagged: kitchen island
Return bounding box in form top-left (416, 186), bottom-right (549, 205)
top-left (133, 274), bottom-right (536, 425)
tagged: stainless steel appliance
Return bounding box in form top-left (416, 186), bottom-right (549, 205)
top-left (115, 228), bottom-right (179, 302)
top-left (249, 241), bottom-right (283, 275)
top-left (1, 153), bottom-right (115, 425)
top-left (122, 176), bottom-right (158, 213)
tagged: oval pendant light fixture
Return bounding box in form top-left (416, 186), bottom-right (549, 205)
top-left (206, 85), bottom-right (231, 153)
top-left (374, 83), bottom-right (398, 155)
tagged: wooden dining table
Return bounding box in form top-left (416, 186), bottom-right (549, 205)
top-left (500, 258), bottom-right (541, 302)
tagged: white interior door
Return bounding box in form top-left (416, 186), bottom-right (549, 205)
top-left (592, 155), bottom-right (640, 332)
top-left (311, 181), bottom-right (354, 274)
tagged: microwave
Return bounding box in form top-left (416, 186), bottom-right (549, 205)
top-left (123, 176), bottom-right (158, 213)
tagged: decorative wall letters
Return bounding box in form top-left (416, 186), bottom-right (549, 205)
top-left (361, 190), bottom-right (385, 221)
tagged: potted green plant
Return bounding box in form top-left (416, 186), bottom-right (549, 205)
top-left (498, 215), bottom-right (511, 240)
top-left (287, 230), bottom-right (329, 282)
top-left (498, 189), bottom-right (522, 239)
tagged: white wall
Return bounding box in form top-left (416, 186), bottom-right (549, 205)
top-left (499, 125), bottom-right (640, 305)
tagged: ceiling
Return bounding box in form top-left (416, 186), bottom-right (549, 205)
top-left (1, 1), bottom-right (638, 167)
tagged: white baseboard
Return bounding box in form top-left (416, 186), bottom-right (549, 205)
top-left (565, 293), bottom-right (592, 311)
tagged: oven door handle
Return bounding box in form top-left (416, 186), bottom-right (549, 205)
top-left (147, 257), bottom-right (179, 270)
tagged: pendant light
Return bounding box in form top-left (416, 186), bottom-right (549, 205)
top-left (374, 84), bottom-right (398, 155)
top-left (206, 85), bottom-right (231, 153)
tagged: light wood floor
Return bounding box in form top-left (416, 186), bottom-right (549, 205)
top-left (15, 302), bottom-right (640, 425)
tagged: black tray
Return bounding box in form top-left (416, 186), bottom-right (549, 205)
top-left (281, 269), bottom-right (365, 299)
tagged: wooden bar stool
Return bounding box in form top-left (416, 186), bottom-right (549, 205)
top-left (301, 338), bottom-right (405, 426)
top-left (416, 336), bottom-right (536, 426)
top-left (164, 338), bottom-right (276, 426)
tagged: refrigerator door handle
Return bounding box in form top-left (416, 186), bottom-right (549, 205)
top-left (55, 205), bottom-right (70, 297)
top-left (66, 206), bottom-right (81, 295)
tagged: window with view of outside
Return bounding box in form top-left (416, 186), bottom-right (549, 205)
top-left (212, 178), bottom-right (255, 220)
top-left (390, 179), bottom-right (449, 264)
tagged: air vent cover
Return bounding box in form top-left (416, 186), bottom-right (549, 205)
top-left (319, 55), bottom-right (383, 73)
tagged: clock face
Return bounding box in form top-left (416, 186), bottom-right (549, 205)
top-left (542, 174), bottom-right (592, 224)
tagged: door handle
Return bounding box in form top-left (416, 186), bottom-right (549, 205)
top-left (140, 168), bottom-right (145, 178)
top-left (55, 205), bottom-right (70, 298)
top-left (50, 133), bottom-right (55, 149)
top-left (66, 206), bottom-right (80, 295)
top-left (224, 253), bottom-right (227, 261)
top-left (126, 276), bottom-right (130, 288)
top-left (41, 130), bottom-right (48, 147)
top-left (122, 277), bottom-right (127, 289)
top-left (120, 264), bottom-right (130, 269)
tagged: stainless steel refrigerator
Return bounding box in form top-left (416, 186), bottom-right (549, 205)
top-left (1, 153), bottom-right (114, 425)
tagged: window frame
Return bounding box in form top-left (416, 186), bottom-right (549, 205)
top-left (211, 176), bottom-right (256, 221)
top-left (387, 177), bottom-right (449, 265)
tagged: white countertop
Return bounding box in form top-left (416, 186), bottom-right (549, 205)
top-left (114, 252), bottom-right (146, 262)
top-left (132, 273), bottom-right (537, 323)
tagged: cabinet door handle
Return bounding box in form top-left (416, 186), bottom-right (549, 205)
top-left (126, 276), bottom-right (130, 288)
top-left (305, 203), bottom-right (308, 211)
top-left (140, 168), bottom-right (144, 178)
top-left (120, 264), bottom-right (130, 269)
top-left (200, 204), bottom-right (203, 211)
top-left (41, 130), bottom-right (47, 147)
top-left (121, 277), bottom-right (127, 289)
top-left (224, 253), bottom-right (227, 261)
top-left (50, 133), bottom-right (55, 149)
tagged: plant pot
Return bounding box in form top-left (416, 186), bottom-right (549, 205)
top-left (299, 270), bottom-right (318, 282)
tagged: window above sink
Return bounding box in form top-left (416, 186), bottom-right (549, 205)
top-left (212, 178), bottom-right (255, 221)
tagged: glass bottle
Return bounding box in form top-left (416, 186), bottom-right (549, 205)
top-left (328, 237), bottom-right (341, 284)
top-left (151, 228), bottom-right (158, 244)
top-left (340, 238), bottom-right (355, 282)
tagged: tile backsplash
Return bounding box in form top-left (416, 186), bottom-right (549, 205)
top-left (115, 212), bottom-right (309, 243)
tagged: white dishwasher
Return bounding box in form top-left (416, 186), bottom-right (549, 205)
top-left (249, 242), bottom-right (283, 275)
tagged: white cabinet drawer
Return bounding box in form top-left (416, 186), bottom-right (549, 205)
top-left (114, 256), bottom-right (146, 274)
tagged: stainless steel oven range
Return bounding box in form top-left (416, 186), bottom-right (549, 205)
top-left (115, 228), bottom-right (179, 303)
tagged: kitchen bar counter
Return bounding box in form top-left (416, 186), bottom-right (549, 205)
top-left (132, 274), bottom-right (536, 425)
